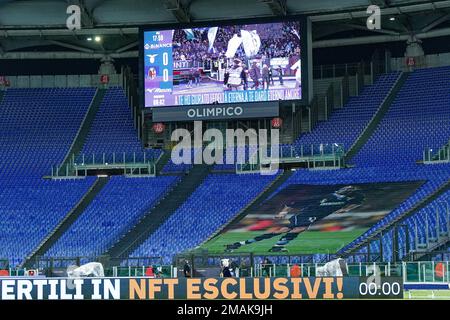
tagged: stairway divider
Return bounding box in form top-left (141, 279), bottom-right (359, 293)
top-left (346, 72), bottom-right (408, 160)
top-left (22, 177), bottom-right (110, 268)
top-left (59, 88), bottom-right (107, 171)
top-left (104, 164), bottom-right (212, 259)
top-left (199, 170), bottom-right (294, 246)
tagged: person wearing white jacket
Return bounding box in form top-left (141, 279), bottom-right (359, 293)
top-left (290, 59), bottom-right (302, 88)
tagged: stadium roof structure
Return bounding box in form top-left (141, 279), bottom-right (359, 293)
top-left (0, 0), bottom-right (450, 59)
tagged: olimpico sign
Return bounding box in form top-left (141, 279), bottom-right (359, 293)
top-left (187, 106), bottom-right (244, 119)
top-left (152, 102), bottom-right (279, 122)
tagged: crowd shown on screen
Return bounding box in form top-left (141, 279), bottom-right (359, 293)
top-left (172, 22), bottom-right (301, 65)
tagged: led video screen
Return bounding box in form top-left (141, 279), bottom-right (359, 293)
top-left (142, 20), bottom-right (302, 108)
top-left (201, 181), bottom-right (424, 255)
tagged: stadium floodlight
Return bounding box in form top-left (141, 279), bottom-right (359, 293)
top-left (95, 36), bottom-right (102, 42)
top-left (390, 17), bottom-right (396, 21)
top-left (87, 37), bottom-right (92, 41)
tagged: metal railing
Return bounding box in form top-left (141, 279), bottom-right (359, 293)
top-left (252, 261), bottom-right (450, 283)
top-left (27, 256), bottom-right (170, 275)
top-left (313, 62), bottom-right (371, 79)
top-left (236, 143), bottom-right (346, 174)
top-left (279, 143), bottom-right (345, 159)
top-left (4, 260), bottom-right (449, 283)
top-left (51, 152), bottom-right (159, 178)
top-left (423, 141), bottom-right (450, 164)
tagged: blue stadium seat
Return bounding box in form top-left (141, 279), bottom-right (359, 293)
top-left (45, 175), bottom-right (180, 258)
top-left (352, 67), bottom-right (450, 167)
top-left (129, 173), bottom-right (278, 263)
top-left (0, 88), bottom-right (97, 266)
top-left (292, 72), bottom-right (401, 150)
top-left (77, 87), bottom-right (162, 163)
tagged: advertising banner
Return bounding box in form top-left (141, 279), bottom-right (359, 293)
top-left (0, 277), bottom-right (403, 300)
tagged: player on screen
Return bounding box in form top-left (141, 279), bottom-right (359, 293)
top-left (262, 64), bottom-right (270, 90)
top-left (274, 204), bottom-right (294, 220)
top-left (227, 59), bottom-right (244, 90)
top-left (241, 64), bottom-right (249, 90)
top-left (277, 65), bottom-right (284, 85)
top-left (193, 68), bottom-right (201, 86)
top-left (249, 61), bottom-right (261, 89)
top-left (225, 185), bottom-right (365, 253)
top-left (268, 67), bottom-right (274, 85)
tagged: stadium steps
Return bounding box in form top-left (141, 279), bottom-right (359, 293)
top-left (346, 72), bottom-right (408, 160)
top-left (313, 75), bottom-right (369, 107)
top-left (407, 236), bottom-right (450, 262)
top-left (22, 177), bottom-right (110, 268)
top-left (104, 164), bottom-right (212, 258)
top-left (155, 150), bottom-right (172, 175)
top-left (200, 170), bottom-right (294, 245)
top-left (297, 75), bottom-right (364, 137)
top-left (341, 179), bottom-right (450, 258)
top-left (58, 88), bottom-right (107, 170)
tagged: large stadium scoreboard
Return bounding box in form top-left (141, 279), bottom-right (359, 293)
top-left (140, 17), bottom-right (311, 122)
top-left (144, 30), bottom-right (174, 107)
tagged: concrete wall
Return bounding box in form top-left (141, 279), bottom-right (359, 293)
top-left (391, 53), bottom-right (450, 72)
top-left (3, 74), bottom-right (122, 88)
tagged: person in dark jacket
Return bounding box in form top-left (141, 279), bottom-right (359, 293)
top-left (249, 62), bottom-right (261, 89)
top-left (277, 66), bottom-right (284, 85)
top-left (183, 260), bottom-right (191, 277)
top-left (263, 258), bottom-right (272, 277)
top-left (222, 266), bottom-right (232, 277)
top-left (240, 64), bottom-right (248, 90)
top-left (262, 64), bottom-right (270, 90)
top-left (194, 68), bottom-right (201, 86)
top-left (223, 69), bottom-right (230, 87)
top-left (221, 259), bottom-right (232, 277)
top-left (268, 67), bottom-right (274, 85)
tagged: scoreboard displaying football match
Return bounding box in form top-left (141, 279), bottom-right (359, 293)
top-left (143, 30), bottom-right (175, 107)
top-left (140, 17), bottom-right (311, 121)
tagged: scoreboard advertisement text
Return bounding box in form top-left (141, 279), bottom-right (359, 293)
top-left (0, 277), bottom-right (403, 300)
